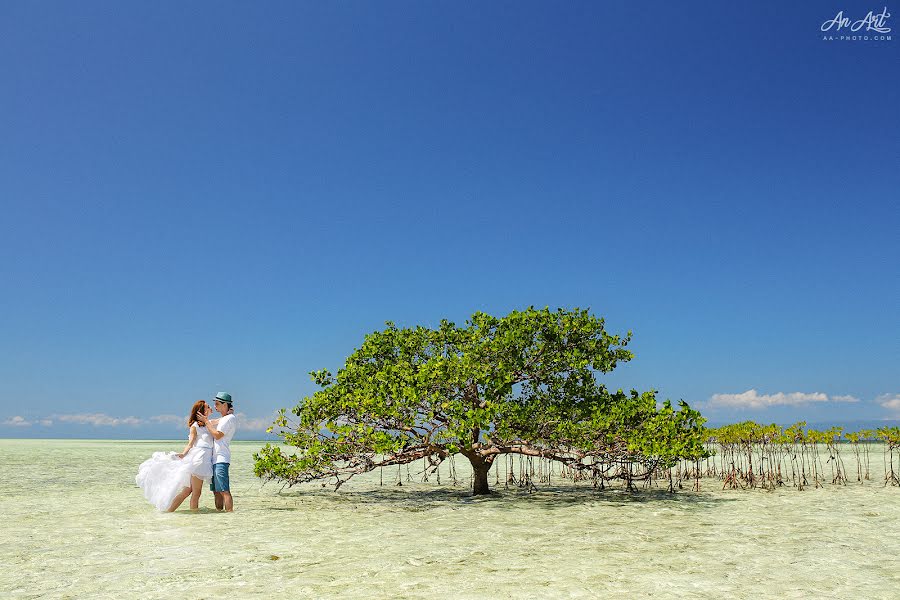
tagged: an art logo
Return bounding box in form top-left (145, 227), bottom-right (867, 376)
top-left (821, 7), bottom-right (892, 41)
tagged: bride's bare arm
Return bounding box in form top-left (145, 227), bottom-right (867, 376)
top-left (198, 411), bottom-right (231, 440)
top-left (177, 426), bottom-right (197, 458)
top-left (208, 409), bottom-right (234, 427)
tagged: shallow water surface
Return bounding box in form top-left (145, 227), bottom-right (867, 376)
top-left (1, 439), bottom-right (899, 599)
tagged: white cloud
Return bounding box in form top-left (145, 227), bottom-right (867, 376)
top-left (878, 393), bottom-right (900, 414)
top-left (709, 389), bottom-right (829, 409)
top-left (52, 413), bottom-right (185, 427)
top-left (831, 395), bottom-right (860, 403)
top-left (148, 414), bottom-right (184, 426)
top-left (23, 413), bottom-right (275, 432)
top-left (235, 412), bottom-right (277, 432)
top-left (54, 413), bottom-right (142, 427)
top-left (7, 411), bottom-right (277, 433)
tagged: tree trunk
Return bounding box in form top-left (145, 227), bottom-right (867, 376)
top-left (468, 456), bottom-right (493, 496)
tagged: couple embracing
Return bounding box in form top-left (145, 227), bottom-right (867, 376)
top-left (136, 392), bottom-right (237, 512)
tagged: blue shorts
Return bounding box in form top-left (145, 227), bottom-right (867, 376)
top-left (210, 463), bottom-right (230, 492)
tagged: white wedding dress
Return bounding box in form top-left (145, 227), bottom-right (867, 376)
top-left (136, 423), bottom-right (215, 511)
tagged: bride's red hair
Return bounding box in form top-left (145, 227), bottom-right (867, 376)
top-left (188, 400), bottom-right (207, 426)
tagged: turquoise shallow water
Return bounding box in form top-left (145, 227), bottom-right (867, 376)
top-left (2, 439), bottom-right (899, 599)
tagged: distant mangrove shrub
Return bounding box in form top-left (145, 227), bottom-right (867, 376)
top-left (698, 422), bottom-right (900, 490)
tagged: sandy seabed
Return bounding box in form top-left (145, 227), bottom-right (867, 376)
top-left (1, 439), bottom-right (899, 599)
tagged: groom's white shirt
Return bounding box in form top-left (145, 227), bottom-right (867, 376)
top-left (214, 414), bottom-right (237, 464)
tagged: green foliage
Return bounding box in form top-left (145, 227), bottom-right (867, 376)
top-left (878, 427), bottom-right (900, 447)
top-left (254, 307), bottom-right (709, 493)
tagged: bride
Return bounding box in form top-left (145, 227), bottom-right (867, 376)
top-left (136, 400), bottom-right (215, 512)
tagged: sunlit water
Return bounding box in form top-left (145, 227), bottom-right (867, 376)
top-left (2, 439), bottom-right (899, 599)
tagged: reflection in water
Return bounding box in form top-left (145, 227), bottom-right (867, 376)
top-left (1, 440), bottom-right (898, 599)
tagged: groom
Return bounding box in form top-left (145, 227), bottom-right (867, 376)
top-left (198, 391), bottom-right (237, 512)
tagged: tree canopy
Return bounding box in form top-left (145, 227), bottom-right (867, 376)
top-left (254, 307), bottom-right (708, 495)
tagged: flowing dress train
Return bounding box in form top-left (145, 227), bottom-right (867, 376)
top-left (135, 423), bottom-right (214, 511)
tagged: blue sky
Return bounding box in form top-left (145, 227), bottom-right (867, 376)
top-left (1, 2), bottom-right (897, 439)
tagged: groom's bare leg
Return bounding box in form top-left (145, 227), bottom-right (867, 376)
top-left (214, 491), bottom-right (224, 511)
top-left (221, 491), bottom-right (233, 512)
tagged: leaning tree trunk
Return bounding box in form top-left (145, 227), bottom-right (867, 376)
top-left (466, 453), bottom-right (494, 495)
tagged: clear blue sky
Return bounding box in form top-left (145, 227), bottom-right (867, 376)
top-left (1, 2), bottom-right (897, 438)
